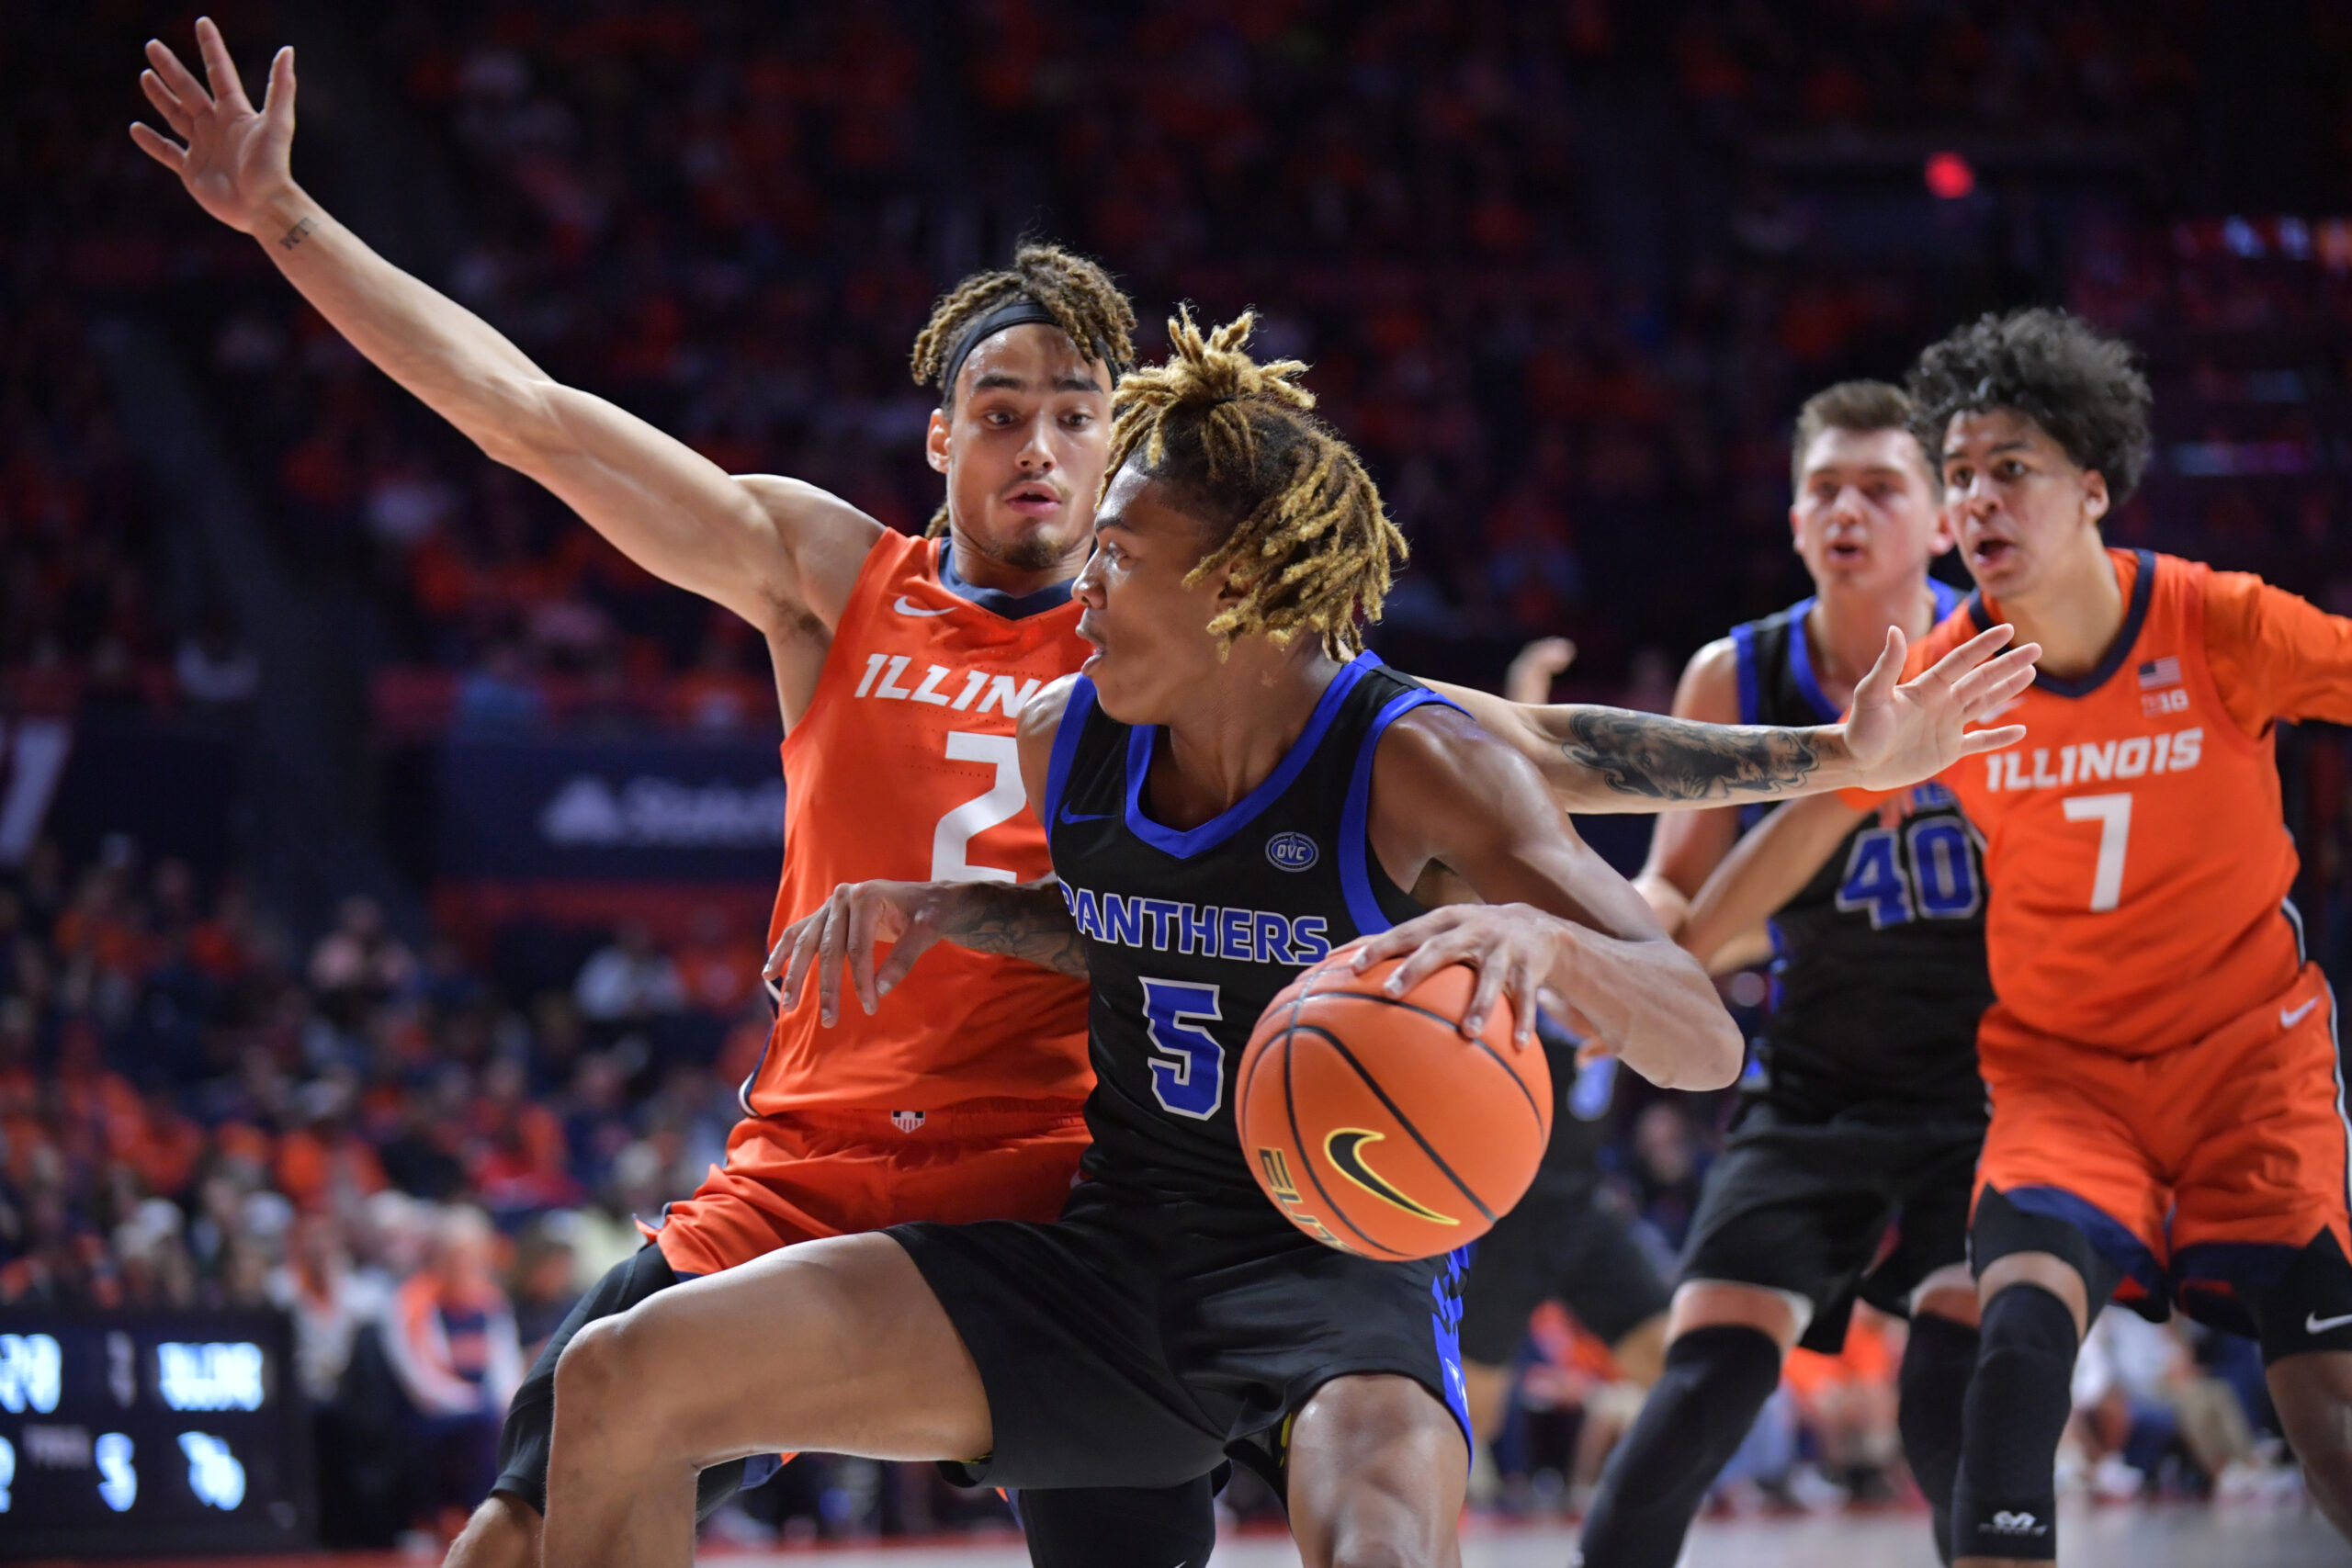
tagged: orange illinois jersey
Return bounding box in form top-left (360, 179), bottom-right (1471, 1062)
top-left (1923, 549), bottom-right (2312, 1055)
top-left (742, 529), bottom-right (1093, 1116)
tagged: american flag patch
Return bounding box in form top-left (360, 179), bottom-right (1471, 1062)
top-left (891, 1110), bottom-right (927, 1134)
top-left (2138, 656), bottom-right (2182, 690)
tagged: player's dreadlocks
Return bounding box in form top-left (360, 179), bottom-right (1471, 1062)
top-left (907, 243), bottom-right (1136, 536)
top-left (1906, 308), bottom-right (2154, 503)
top-left (1106, 309), bottom-right (1408, 660)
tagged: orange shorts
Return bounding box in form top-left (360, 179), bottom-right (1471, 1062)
top-left (1974, 963), bottom-right (2349, 1324)
top-left (649, 1101), bottom-right (1091, 1278)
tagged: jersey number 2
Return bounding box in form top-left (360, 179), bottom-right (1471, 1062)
top-left (931, 731), bottom-right (1026, 883)
top-left (1140, 977), bottom-right (1226, 1121)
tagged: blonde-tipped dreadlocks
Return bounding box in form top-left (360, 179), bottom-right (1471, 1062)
top-left (910, 243), bottom-right (1137, 536)
top-left (1105, 309), bottom-right (1408, 660)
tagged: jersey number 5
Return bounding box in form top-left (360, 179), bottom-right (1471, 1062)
top-left (1140, 977), bottom-right (1226, 1121)
top-left (932, 731), bottom-right (1026, 884)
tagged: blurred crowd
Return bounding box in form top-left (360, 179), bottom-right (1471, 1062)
top-left (8, 0), bottom-right (2352, 1547)
top-left (11, 2), bottom-right (2352, 718)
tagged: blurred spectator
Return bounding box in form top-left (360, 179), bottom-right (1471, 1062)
top-left (1626, 1100), bottom-right (1707, 1254)
top-left (382, 1204), bottom-right (524, 1528)
top-left (269, 1206), bottom-right (392, 1405)
top-left (174, 619), bottom-right (261, 706)
top-left (575, 919), bottom-right (684, 1024)
top-left (310, 896), bottom-right (417, 1023)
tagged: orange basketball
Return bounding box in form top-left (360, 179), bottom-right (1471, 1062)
top-left (1237, 954), bottom-right (1553, 1260)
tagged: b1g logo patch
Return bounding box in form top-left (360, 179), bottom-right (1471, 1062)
top-left (1266, 831), bottom-right (1319, 872)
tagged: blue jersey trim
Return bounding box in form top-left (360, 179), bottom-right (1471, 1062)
top-left (1041, 676), bottom-right (1098, 826)
top-left (1929, 577), bottom-right (1963, 619)
top-left (1729, 620), bottom-right (1762, 728)
top-left (1338, 685), bottom-right (1456, 934)
top-left (1122, 653), bottom-right (1378, 860)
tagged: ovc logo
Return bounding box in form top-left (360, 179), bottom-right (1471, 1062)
top-left (1266, 831), bottom-right (1319, 872)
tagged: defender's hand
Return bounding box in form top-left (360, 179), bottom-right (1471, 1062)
top-left (765, 879), bottom-right (956, 1026)
top-left (1843, 622), bottom-right (2040, 793)
top-left (130, 17), bottom-right (299, 237)
top-left (1505, 637), bottom-right (1577, 706)
top-left (1344, 904), bottom-right (1569, 1048)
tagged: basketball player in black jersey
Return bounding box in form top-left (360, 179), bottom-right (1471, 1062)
top-left (534, 321), bottom-right (2035, 1566)
top-left (1573, 381), bottom-right (1996, 1568)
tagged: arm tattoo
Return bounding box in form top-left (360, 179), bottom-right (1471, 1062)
top-left (277, 216), bottom-right (317, 251)
top-left (1558, 707), bottom-right (1824, 802)
top-left (940, 880), bottom-right (1089, 977)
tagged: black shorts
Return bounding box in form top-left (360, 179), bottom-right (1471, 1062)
top-left (890, 1178), bottom-right (1471, 1492)
top-left (492, 1245), bottom-right (758, 1520)
top-left (1458, 1168), bottom-right (1671, 1363)
top-left (1679, 1097), bottom-right (1983, 1354)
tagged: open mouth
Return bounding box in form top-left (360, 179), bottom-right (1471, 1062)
top-left (1969, 536), bottom-right (2017, 572)
top-left (1004, 481), bottom-right (1062, 517)
top-left (1824, 538), bottom-right (1867, 566)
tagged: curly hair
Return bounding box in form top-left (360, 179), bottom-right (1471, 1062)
top-left (1105, 309), bottom-right (1408, 660)
top-left (907, 243), bottom-right (1136, 536)
top-left (1906, 308), bottom-right (2154, 502)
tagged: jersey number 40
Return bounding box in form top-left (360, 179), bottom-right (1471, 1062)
top-left (1835, 819), bottom-right (1982, 929)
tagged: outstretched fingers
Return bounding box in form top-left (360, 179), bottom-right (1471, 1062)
top-left (1914, 621), bottom-right (2018, 693)
top-left (1850, 624), bottom-right (1906, 707)
top-left (128, 121), bottom-right (187, 174)
top-left (193, 17), bottom-right (254, 112)
top-left (140, 69), bottom-right (194, 137)
top-left (144, 37), bottom-right (210, 113)
top-left (1953, 724), bottom-right (2028, 757)
top-left (263, 45), bottom-right (296, 127)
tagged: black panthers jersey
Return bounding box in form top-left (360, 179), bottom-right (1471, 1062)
top-left (1731, 587), bottom-right (1994, 1117)
top-left (1045, 653), bottom-right (1442, 1205)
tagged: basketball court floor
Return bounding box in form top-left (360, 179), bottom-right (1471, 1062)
top-left (676, 1503), bottom-right (2345, 1567)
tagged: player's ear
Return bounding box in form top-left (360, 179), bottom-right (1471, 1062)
top-left (925, 408), bottom-right (951, 475)
top-left (1927, 502), bottom-right (1958, 558)
top-left (2079, 468), bottom-right (2110, 529)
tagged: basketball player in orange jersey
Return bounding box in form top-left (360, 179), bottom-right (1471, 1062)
top-left (135, 25), bottom-right (2039, 1561)
top-left (1685, 309), bottom-right (2352, 1564)
top-left (537, 310), bottom-right (2036, 1568)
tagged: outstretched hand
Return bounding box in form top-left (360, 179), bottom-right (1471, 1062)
top-left (1842, 622), bottom-right (2040, 794)
top-left (130, 17), bottom-right (298, 237)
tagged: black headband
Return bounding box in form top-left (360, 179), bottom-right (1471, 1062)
top-left (935, 298), bottom-right (1122, 402)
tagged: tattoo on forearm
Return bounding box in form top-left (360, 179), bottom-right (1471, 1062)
top-left (277, 216), bottom-right (317, 251)
top-left (943, 882), bottom-right (1089, 977)
top-left (1559, 708), bottom-right (1823, 802)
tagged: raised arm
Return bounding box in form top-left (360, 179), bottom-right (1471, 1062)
top-left (1679, 791), bottom-right (1869, 974)
top-left (1349, 706), bottom-right (1744, 1093)
top-left (1421, 621), bottom-right (2038, 816)
top-left (131, 21), bottom-right (876, 715)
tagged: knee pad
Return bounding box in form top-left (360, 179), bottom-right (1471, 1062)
top-left (1952, 1286), bottom-right (2077, 1562)
top-left (1577, 1325), bottom-right (1781, 1568)
top-left (1898, 1312), bottom-right (1979, 1565)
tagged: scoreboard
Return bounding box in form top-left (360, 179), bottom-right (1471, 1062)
top-left (0, 1309), bottom-right (312, 1558)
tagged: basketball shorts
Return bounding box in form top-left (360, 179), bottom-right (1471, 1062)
top-left (1458, 1166), bottom-right (1670, 1363)
top-left (650, 1101), bottom-right (1090, 1275)
top-left (890, 1176), bottom-right (1472, 1492)
top-left (1679, 1094), bottom-right (1984, 1354)
top-left (492, 1103), bottom-right (1089, 1516)
top-left (1972, 963), bottom-right (2352, 1361)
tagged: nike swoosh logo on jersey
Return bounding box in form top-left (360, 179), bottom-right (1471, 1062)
top-left (1325, 1129), bottom-right (1458, 1226)
top-left (1057, 803), bottom-right (1112, 825)
top-left (891, 594), bottom-right (956, 616)
top-left (2307, 1310), bottom-right (2352, 1336)
top-left (2283, 998), bottom-right (2322, 1030)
